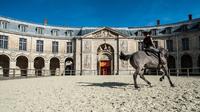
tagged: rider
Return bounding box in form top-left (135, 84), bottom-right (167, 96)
top-left (143, 31), bottom-right (162, 65)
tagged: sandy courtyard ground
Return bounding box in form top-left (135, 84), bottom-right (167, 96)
top-left (0, 75), bottom-right (200, 112)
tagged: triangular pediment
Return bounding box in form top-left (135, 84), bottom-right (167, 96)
top-left (82, 27), bottom-right (127, 39)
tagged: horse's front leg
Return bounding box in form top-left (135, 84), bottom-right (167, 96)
top-left (159, 69), bottom-right (165, 82)
top-left (163, 65), bottom-right (175, 87)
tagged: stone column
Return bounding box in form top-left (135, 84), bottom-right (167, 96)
top-left (193, 54), bottom-right (198, 73)
top-left (60, 61), bottom-right (65, 76)
top-left (28, 61), bottom-right (34, 77)
top-left (9, 59), bottom-right (16, 77)
top-left (44, 60), bottom-right (50, 76)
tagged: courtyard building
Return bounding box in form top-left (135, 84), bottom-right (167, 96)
top-left (0, 15), bottom-right (200, 77)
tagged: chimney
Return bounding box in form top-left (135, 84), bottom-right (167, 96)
top-left (188, 14), bottom-right (192, 21)
top-left (44, 18), bottom-right (48, 25)
top-left (157, 19), bottom-right (160, 26)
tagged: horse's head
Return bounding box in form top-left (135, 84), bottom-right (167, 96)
top-left (159, 47), bottom-right (169, 58)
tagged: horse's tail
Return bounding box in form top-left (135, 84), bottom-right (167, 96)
top-left (120, 51), bottom-right (132, 61)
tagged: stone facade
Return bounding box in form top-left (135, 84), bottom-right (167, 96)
top-left (0, 16), bottom-right (200, 76)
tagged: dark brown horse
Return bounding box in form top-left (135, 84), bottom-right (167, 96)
top-left (120, 47), bottom-right (175, 88)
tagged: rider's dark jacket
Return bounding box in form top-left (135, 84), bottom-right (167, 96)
top-left (143, 36), bottom-right (154, 49)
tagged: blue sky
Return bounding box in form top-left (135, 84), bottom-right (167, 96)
top-left (0, 0), bottom-right (200, 27)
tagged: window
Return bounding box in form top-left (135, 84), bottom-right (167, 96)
top-left (52, 41), bottom-right (59, 53)
top-left (165, 27), bottom-right (172, 34)
top-left (65, 30), bottom-right (73, 36)
top-left (182, 38), bottom-right (189, 50)
top-left (51, 29), bottom-right (59, 36)
top-left (66, 42), bottom-right (72, 53)
top-left (0, 20), bottom-right (8, 29)
top-left (36, 27), bottom-right (44, 35)
top-left (166, 40), bottom-right (173, 51)
top-left (19, 38), bottom-right (27, 51)
top-left (18, 24), bottom-right (27, 32)
top-left (138, 42), bottom-right (143, 51)
top-left (153, 41), bottom-right (158, 48)
top-left (0, 35), bottom-right (8, 49)
top-left (36, 40), bottom-right (44, 52)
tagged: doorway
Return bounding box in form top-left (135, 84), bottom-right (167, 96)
top-left (100, 60), bottom-right (111, 75)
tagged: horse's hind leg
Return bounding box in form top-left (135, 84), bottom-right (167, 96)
top-left (133, 70), bottom-right (139, 88)
top-left (139, 70), bottom-right (152, 87)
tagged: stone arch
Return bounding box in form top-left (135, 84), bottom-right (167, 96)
top-left (167, 55), bottom-right (176, 69)
top-left (0, 54), bottom-right (10, 77)
top-left (15, 54), bottom-right (29, 61)
top-left (181, 54), bottom-right (193, 72)
top-left (50, 57), bottom-right (60, 76)
top-left (65, 57), bottom-right (74, 75)
top-left (167, 55), bottom-right (176, 74)
top-left (16, 56), bottom-right (28, 76)
top-left (34, 57), bottom-right (45, 76)
top-left (97, 43), bottom-right (114, 75)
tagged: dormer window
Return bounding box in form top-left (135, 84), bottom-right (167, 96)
top-left (51, 29), bottom-right (59, 36)
top-left (0, 20), bottom-right (9, 29)
top-left (36, 27), bottom-right (44, 35)
top-left (135, 30), bottom-right (144, 36)
top-left (181, 25), bottom-right (188, 31)
top-left (65, 30), bottom-right (74, 37)
top-left (18, 24), bottom-right (27, 32)
top-left (165, 27), bottom-right (172, 34)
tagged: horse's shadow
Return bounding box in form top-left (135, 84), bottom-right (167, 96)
top-left (77, 82), bottom-right (151, 89)
top-left (78, 82), bottom-right (154, 90)
top-left (78, 82), bottom-right (132, 88)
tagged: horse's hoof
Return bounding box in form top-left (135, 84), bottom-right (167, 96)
top-left (171, 84), bottom-right (175, 87)
top-left (159, 78), bottom-right (163, 82)
top-left (135, 86), bottom-right (140, 89)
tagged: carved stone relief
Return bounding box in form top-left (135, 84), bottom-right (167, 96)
top-left (83, 40), bottom-right (91, 53)
top-left (121, 60), bottom-right (128, 68)
top-left (93, 30), bottom-right (117, 38)
top-left (83, 54), bottom-right (91, 69)
top-left (120, 40), bottom-right (128, 52)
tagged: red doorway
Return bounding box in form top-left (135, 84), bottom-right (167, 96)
top-left (100, 60), bottom-right (111, 75)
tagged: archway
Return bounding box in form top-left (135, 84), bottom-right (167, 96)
top-left (167, 55), bottom-right (176, 73)
top-left (50, 57), bottom-right (60, 76)
top-left (97, 44), bottom-right (114, 75)
top-left (0, 54), bottom-right (10, 77)
top-left (65, 58), bottom-right (74, 75)
top-left (34, 57), bottom-right (45, 76)
top-left (16, 56), bottom-right (28, 76)
top-left (181, 54), bottom-right (193, 72)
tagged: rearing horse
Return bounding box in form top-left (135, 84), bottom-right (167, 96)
top-left (120, 47), bottom-right (175, 88)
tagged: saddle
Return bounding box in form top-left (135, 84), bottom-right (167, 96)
top-left (144, 49), bottom-right (163, 68)
top-left (144, 49), bottom-right (158, 57)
